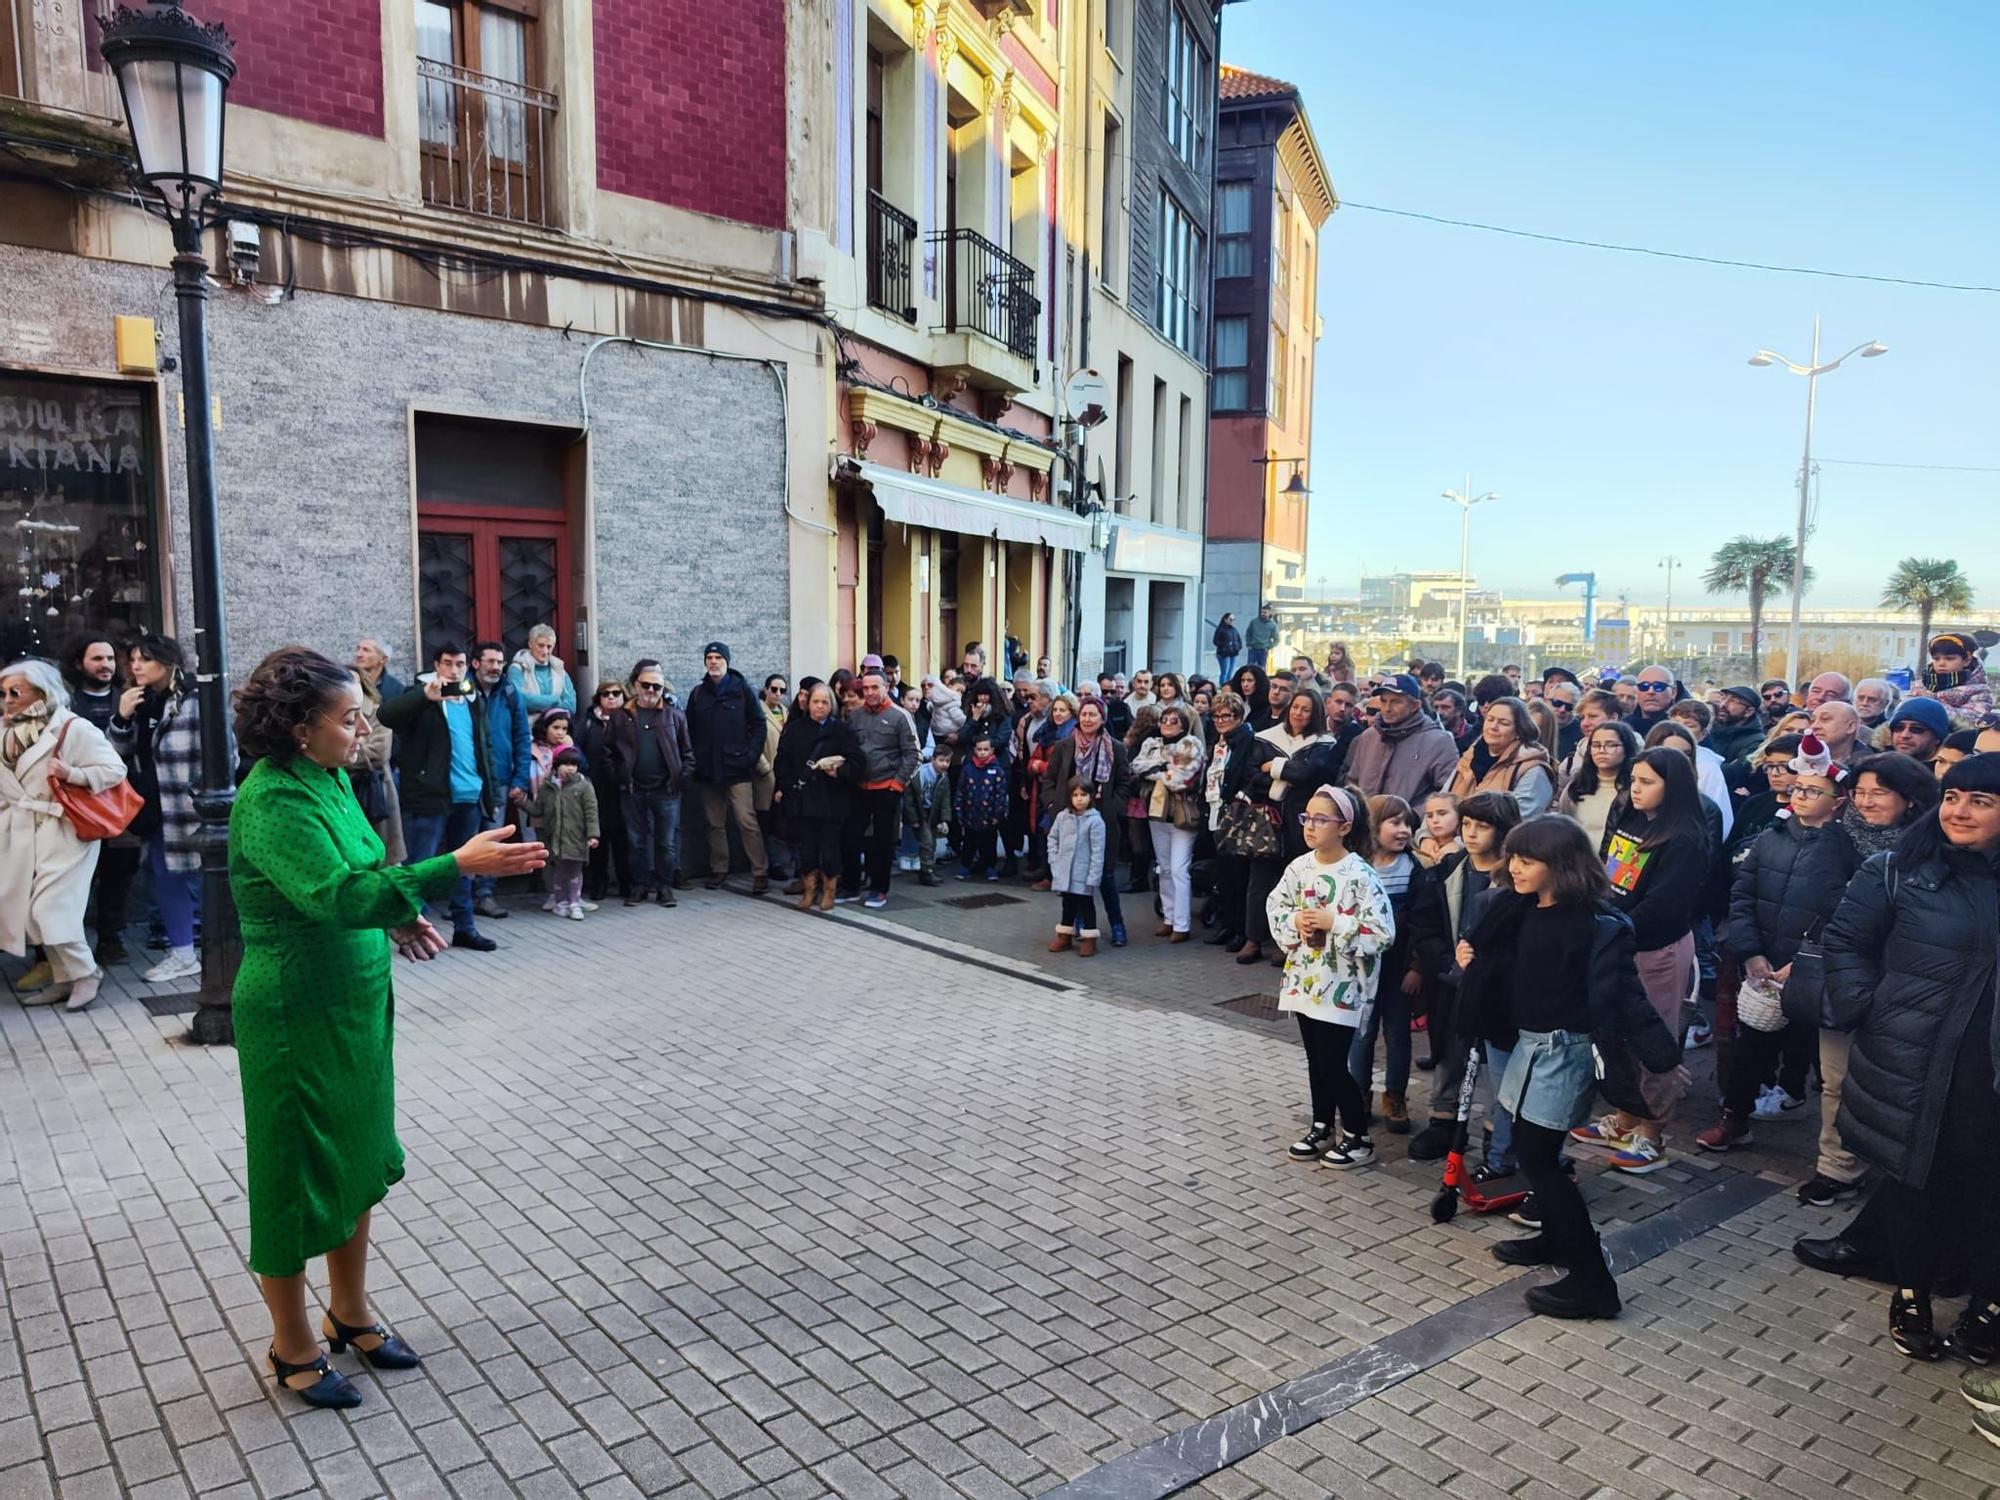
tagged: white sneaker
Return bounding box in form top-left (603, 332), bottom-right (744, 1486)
top-left (1752, 1087), bottom-right (1803, 1120)
top-left (551, 902), bottom-right (572, 918)
top-left (65, 975), bottom-right (101, 1011)
top-left (1320, 1133), bottom-right (1375, 1168)
top-left (567, 905), bottom-right (586, 921)
top-left (578, 902), bottom-right (599, 913)
top-left (143, 953), bottom-right (201, 984)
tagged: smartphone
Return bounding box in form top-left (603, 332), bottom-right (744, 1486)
top-left (438, 677), bottom-right (477, 698)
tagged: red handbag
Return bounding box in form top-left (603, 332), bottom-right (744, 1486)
top-left (49, 721), bottom-right (145, 840)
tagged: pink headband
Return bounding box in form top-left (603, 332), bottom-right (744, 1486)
top-left (1314, 784), bottom-right (1357, 825)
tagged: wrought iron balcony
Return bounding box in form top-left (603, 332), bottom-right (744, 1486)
top-left (867, 190), bottom-right (917, 323)
top-left (418, 56), bottom-right (556, 227)
top-left (932, 228), bottom-right (1040, 362)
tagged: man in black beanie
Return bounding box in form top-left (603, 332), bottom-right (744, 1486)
top-left (685, 641), bottom-right (770, 892)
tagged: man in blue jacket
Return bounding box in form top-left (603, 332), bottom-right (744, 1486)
top-left (471, 640), bottom-right (534, 919)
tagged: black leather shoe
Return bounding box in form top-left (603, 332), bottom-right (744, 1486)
top-left (324, 1314), bottom-right (422, 1371)
top-left (1525, 1272), bottom-right (1622, 1320)
top-left (657, 888), bottom-right (678, 907)
top-left (1944, 1302), bottom-right (2000, 1366)
top-left (1792, 1235), bottom-right (1878, 1278)
top-left (1492, 1235), bottom-right (1558, 1267)
top-left (269, 1346), bottom-right (362, 1409)
top-left (451, 930), bottom-right (498, 953)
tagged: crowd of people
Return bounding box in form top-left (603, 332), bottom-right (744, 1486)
top-left (4, 623), bottom-right (1999, 1428)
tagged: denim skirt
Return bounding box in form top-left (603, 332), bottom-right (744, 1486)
top-left (1496, 1028), bottom-right (1598, 1132)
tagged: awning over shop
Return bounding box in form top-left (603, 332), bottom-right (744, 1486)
top-left (842, 459), bottom-right (1092, 552)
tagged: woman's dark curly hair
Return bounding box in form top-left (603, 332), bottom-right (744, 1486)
top-left (234, 646), bottom-right (356, 763)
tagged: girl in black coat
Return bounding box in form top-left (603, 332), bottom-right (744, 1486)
top-left (1457, 814), bottom-right (1679, 1320)
top-left (1230, 664), bottom-right (1275, 732)
top-left (1824, 754), bottom-right (2000, 1363)
top-left (1576, 747), bottom-right (1708, 1172)
top-left (772, 683), bottom-right (862, 911)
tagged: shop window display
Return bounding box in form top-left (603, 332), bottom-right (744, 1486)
top-left (0, 375), bottom-right (160, 662)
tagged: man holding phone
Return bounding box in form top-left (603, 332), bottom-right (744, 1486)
top-left (379, 644), bottom-right (498, 951)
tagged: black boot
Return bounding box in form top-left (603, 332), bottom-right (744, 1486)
top-left (1891, 1289), bottom-right (1943, 1361)
top-left (1407, 1118), bottom-right (1456, 1162)
top-left (1491, 1234), bottom-right (1559, 1267)
top-left (1524, 1237), bottom-right (1621, 1320)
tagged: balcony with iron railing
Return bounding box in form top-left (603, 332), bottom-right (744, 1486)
top-left (417, 55), bottom-right (556, 228)
top-left (866, 190), bottom-right (917, 323)
top-left (931, 227), bottom-right (1039, 364)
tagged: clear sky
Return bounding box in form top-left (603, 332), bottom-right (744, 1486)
top-left (1220, 1), bottom-right (1999, 613)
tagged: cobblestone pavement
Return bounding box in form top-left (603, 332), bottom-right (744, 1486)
top-left (1, 878), bottom-right (1994, 1500)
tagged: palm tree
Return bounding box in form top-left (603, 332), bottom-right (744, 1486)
top-left (1703, 537), bottom-right (1811, 676)
top-left (1881, 558), bottom-right (1974, 651)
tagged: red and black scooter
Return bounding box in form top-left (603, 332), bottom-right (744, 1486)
top-left (1430, 1045), bottom-right (1532, 1222)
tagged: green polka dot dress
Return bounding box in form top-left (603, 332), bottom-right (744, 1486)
top-left (229, 758), bottom-right (460, 1278)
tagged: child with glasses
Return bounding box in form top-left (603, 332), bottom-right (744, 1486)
top-left (1270, 786), bottom-right (1395, 1170)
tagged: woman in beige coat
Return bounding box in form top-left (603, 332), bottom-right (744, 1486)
top-left (2, 659), bottom-right (130, 1011)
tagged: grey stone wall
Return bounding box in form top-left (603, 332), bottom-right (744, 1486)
top-left (0, 243), bottom-right (788, 686)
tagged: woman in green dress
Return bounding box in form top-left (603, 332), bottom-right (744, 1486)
top-left (231, 647), bottom-right (544, 1408)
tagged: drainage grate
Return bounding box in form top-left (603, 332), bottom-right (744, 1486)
top-left (140, 992), bottom-right (201, 1017)
top-left (1215, 993), bottom-right (1286, 1024)
top-left (940, 892), bottom-right (1027, 910)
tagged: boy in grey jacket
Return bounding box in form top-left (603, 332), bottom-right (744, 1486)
top-left (1047, 780), bottom-right (1108, 957)
top-left (902, 747), bottom-right (951, 886)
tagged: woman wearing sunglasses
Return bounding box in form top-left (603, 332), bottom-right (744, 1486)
top-left (577, 679), bottom-right (634, 903)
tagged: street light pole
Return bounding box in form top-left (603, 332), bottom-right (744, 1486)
top-left (1748, 318), bottom-right (1887, 689)
top-left (1442, 478), bottom-right (1498, 678)
top-left (100, 0), bottom-right (241, 1044)
top-left (1659, 554), bottom-right (1680, 657)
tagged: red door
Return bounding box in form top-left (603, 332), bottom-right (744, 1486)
top-left (417, 504), bottom-right (570, 664)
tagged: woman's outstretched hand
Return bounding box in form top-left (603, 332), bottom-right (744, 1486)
top-left (389, 917), bottom-right (448, 962)
top-left (452, 824), bottom-right (547, 878)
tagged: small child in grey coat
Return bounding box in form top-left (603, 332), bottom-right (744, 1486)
top-left (1046, 780), bottom-right (1107, 956)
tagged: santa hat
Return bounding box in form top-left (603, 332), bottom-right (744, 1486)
top-left (1788, 733), bottom-right (1851, 787)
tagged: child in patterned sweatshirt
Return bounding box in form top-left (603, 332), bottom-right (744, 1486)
top-left (1267, 784), bottom-right (1396, 1169)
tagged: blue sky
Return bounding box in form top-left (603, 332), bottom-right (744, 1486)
top-left (1221, 2), bottom-right (1999, 612)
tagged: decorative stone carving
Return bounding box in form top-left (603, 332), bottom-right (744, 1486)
top-left (930, 369), bottom-right (968, 403)
top-left (1026, 469), bottom-right (1047, 503)
top-left (934, 21), bottom-right (958, 70)
top-left (926, 437), bottom-right (950, 477)
top-left (850, 417), bottom-right (878, 459)
top-left (981, 390), bottom-right (1014, 421)
top-left (981, 454), bottom-right (1016, 493)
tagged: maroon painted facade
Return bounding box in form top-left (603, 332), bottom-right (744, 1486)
top-left (592, 0), bottom-right (787, 228)
top-left (204, 0), bottom-right (385, 137)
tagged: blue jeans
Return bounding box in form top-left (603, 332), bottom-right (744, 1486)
top-left (1483, 1041), bottom-right (1517, 1169)
top-left (1216, 653), bottom-right (1239, 680)
top-left (1248, 647), bottom-right (1269, 668)
top-left (626, 785), bottom-right (681, 890)
top-left (401, 802), bottom-right (482, 932)
top-left (1350, 984), bottom-right (1412, 1100)
top-left (146, 837), bottom-right (198, 949)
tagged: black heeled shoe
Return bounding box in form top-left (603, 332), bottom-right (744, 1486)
top-left (324, 1313), bottom-right (424, 1371)
top-left (1891, 1289), bottom-right (1943, 1361)
top-left (269, 1346), bottom-right (362, 1409)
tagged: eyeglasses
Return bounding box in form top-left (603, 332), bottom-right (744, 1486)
top-left (1790, 786), bottom-right (1833, 802)
top-left (1636, 681), bottom-right (1672, 693)
top-left (1298, 814), bottom-right (1339, 828)
top-left (600, 689), bottom-right (625, 699)
top-left (635, 682), bottom-right (664, 693)
top-left (0, 686), bottom-right (36, 700)
top-left (1550, 701), bottom-right (1574, 713)
top-left (766, 686), bottom-right (787, 696)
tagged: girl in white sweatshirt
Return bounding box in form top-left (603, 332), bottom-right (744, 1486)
top-left (1268, 785), bottom-right (1397, 1169)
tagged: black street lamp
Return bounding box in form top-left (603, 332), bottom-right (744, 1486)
top-left (99, 0), bottom-right (241, 1045)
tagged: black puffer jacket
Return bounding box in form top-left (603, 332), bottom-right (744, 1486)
top-left (1268, 737), bottom-right (1351, 861)
top-left (1824, 848), bottom-right (2000, 1188)
top-left (1725, 818), bottom-right (1860, 969)
top-left (1459, 893), bottom-right (1680, 1075)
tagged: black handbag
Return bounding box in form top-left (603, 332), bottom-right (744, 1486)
top-left (1779, 935), bottom-right (1827, 1028)
top-left (349, 768), bottom-right (387, 822)
top-left (1217, 795), bottom-right (1280, 860)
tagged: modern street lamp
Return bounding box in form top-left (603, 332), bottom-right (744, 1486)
top-left (1658, 554), bottom-right (1680, 658)
top-left (1748, 317), bottom-right (1887, 689)
top-left (1442, 478), bottom-right (1498, 677)
top-left (100, 0), bottom-right (241, 1045)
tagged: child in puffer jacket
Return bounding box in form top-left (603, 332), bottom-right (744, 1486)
top-left (954, 734), bottom-right (1010, 879)
top-left (1047, 780), bottom-right (1107, 956)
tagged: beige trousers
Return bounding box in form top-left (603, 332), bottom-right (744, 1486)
top-left (1816, 1029), bottom-right (1864, 1183)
